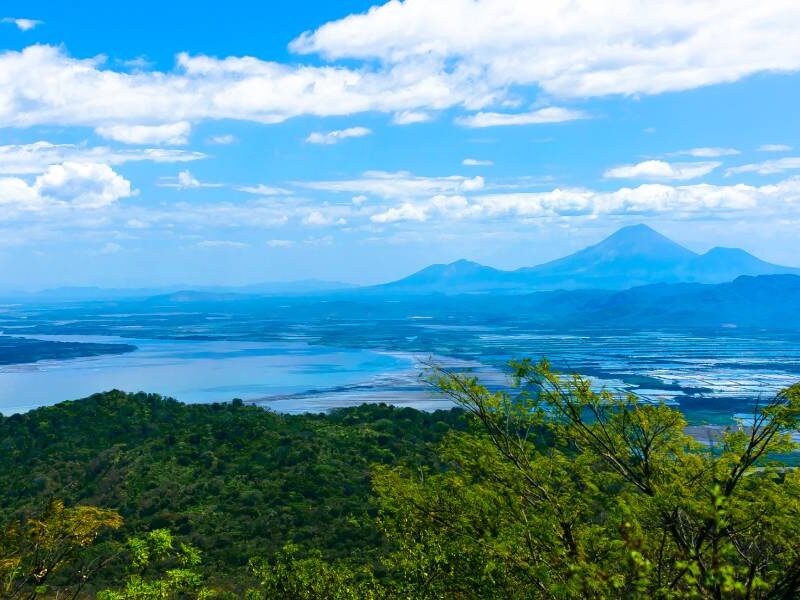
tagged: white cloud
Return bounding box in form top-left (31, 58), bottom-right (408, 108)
top-left (292, 0), bottom-right (800, 98)
top-left (158, 170), bottom-right (222, 190)
top-left (758, 144), bottom-right (793, 152)
top-left (371, 202), bottom-right (429, 223)
top-left (2, 17), bottom-right (42, 31)
top-left (96, 122), bottom-right (191, 145)
top-left (462, 158), bottom-right (493, 166)
top-left (392, 110), bottom-right (432, 125)
top-left (100, 242), bottom-right (123, 254)
top-left (0, 162), bottom-right (134, 214)
top-left (380, 178), bottom-right (800, 223)
top-left (457, 107), bottom-right (588, 128)
top-left (33, 162), bottom-right (134, 209)
top-left (266, 239), bottom-right (295, 247)
top-left (725, 157), bottom-right (800, 176)
top-left (2, 2), bottom-right (799, 142)
top-left (236, 184), bottom-right (293, 196)
top-left (305, 126), bottom-right (372, 144)
top-left (604, 160), bottom-right (720, 181)
top-left (0, 142), bottom-right (205, 175)
top-left (196, 240), bottom-right (249, 248)
top-left (0, 46), bottom-right (494, 130)
top-left (207, 134), bottom-right (236, 145)
top-left (299, 170), bottom-right (485, 198)
top-left (303, 210), bottom-right (347, 226)
top-left (672, 147), bottom-right (740, 158)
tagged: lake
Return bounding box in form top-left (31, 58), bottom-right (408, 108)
top-left (0, 335), bottom-right (434, 415)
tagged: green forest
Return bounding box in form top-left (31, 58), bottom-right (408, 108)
top-left (2, 360), bottom-right (800, 599)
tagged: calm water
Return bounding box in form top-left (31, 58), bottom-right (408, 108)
top-left (0, 335), bottom-right (420, 415)
top-left (2, 330), bottom-right (800, 424)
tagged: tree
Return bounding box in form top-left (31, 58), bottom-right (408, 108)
top-left (0, 499), bottom-right (122, 599)
top-left (372, 359), bottom-right (800, 598)
top-left (97, 529), bottom-right (214, 599)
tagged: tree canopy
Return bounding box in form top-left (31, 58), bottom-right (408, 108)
top-left (2, 361), bottom-right (799, 598)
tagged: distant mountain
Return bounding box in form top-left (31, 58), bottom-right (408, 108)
top-left (576, 274), bottom-right (800, 328)
top-left (375, 224), bottom-right (800, 294)
top-left (372, 259), bottom-right (514, 294)
top-left (130, 274), bottom-right (800, 330)
top-left (680, 247), bottom-right (800, 283)
top-left (1, 280), bottom-right (355, 303)
top-left (514, 224), bottom-right (698, 289)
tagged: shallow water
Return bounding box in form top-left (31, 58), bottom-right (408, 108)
top-left (0, 335), bottom-right (419, 415)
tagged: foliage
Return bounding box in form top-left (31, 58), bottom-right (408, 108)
top-left (249, 543), bottom-right (381, 600)
top-left (371, 359), bottom-right (800, 598)
top-left (98, 529), bottom-right (212, 600)
top-left (0, 392), bottom-right (465, 592)
top-left (2, 363), bottom-right (800, 598)
top-left (0, 499), bottom-right (122, 599)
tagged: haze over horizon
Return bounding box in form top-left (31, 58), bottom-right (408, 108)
top-left (1, 0), bottom-right (799, 289)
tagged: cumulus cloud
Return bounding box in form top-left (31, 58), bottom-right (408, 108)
top-left (2, 2), bottom-right (799, 142)
top-left (462, 158), bottom-right (493, 166)
top-left (604, 160), bottom-right (720, 181)
top-left (365, 178), bottom-right (800, 224)
top-left (457, 107), bottom-right (588, 128)
top-left (291, 0), bottom-right (800, 98)
top-left (2, 17), bottom-right (42, 31)
top-left (725, 157), bottom-right (800, 176)
top-left (371, 202), bottom-right (429, 223)
top-left (95, 122), bottom-right (191, 145)
top-left (303, 209), bottom-right (347, 226)
top-left (758, 144), bottom-right (793, 152)
top-left (305, 126), bottom-right (372, 144)
top-left (0, 142), bottom-right (205, 175)
top-left (0, 162), bottom-right (134, 214)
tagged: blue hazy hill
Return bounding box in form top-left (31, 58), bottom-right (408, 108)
top-left (376, 224), bottom-right (800, 294)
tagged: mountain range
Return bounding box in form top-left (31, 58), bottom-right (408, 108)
top-left (375, 224), bottom-right (800, 294)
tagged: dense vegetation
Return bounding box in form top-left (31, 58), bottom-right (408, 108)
top-left (2, 361), bottom-right (800, 598)
top-left (0, 337), bottom-right (135, 366)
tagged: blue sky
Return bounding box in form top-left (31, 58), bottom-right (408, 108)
top-left (1, 0), bottom-right (799, 289)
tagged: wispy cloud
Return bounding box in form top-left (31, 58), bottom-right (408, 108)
top-left (0, 142), bottom-right (205, 175)
top-left (457, 107), bottom-right (588, 128)
top-left (207, 134), bottom-right (237, 145)
top-left (266, 239), bottom-right (296, 248)
top-left (462, 158), bottom-right (494, 167)
top-left (196, 240), bottom-right (249, 249)
top-left (726, 157), bottom-right (800, 176)
top-left (299, 171), bottom-right (485, 198)
top-left (95, 122), bottom-right (191, 145)
top-left (236, 184), bottom-right (293, 196)
top-left (672, 147), bottom-right (740, 158)
top-left (757, 144), bottom-right (793, 152)
top-left (157, 170), bottom-right (223, 190)
top-left (305, 127), bottom-right (372, 145)
top-left (392, 111), bottom-right (432, 125)
top-left (2, 17), bottom-right (43, 31)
